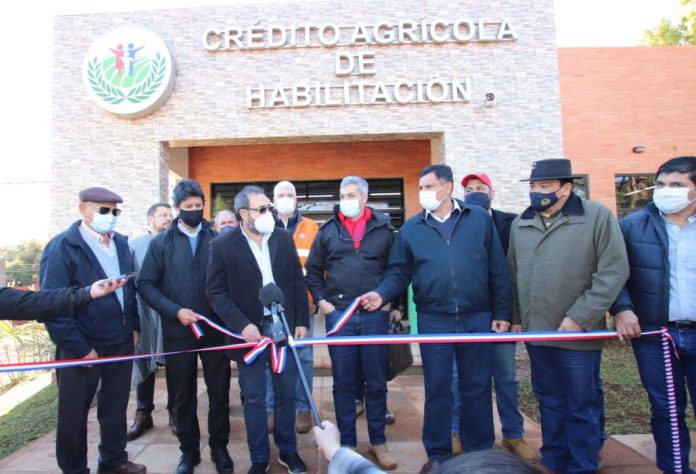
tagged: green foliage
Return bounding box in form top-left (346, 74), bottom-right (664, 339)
top-left (0, 240), bottom-right (45, 287)
top-left (0, 320), bottom-right (54, 387)
top-left (211, 194), bottom-right (232, 218)
top-left (643, 0), bottom-right (696, 45)
top-left (0, 383), bottom-right (58, 460)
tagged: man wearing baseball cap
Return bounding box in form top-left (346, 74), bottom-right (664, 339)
top-left (507, 159), bottom-right (629, 473)
top-left (447, 173), bottom-right (536, 462)
top-left (40, 187), bottom-right (145, 474)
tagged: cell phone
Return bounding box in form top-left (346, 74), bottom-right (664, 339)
top-left (115, 272), bottom-right (138, 280)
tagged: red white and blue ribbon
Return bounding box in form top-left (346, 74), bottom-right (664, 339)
top-left (661, 327), bottom-right (683, 474)
top-left (325, 297), bottom-right (363, 336)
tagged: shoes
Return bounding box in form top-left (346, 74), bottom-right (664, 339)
top-left (174, 453), bottom-right (201, 474)
top-left (355, 400), bottom-right (365, 416)
top-left (96, 461), bottom-right (147, 474)
top-left (384, 409), bottom-right (395, 425)
top-left (502, 437), bottom-right (539, 462)
top-left (247, 462), bottom-right (269, 474)
top-left (295, 411), bottom-right (312, 434)
top-left (419, 459), bottom-right (441, 474)
top-left (278, 452), bottom-right (308, 474)
top-left (451, 432), bottom-right (463, 456)
top-left (168, 408), bottom-right (178, 436)
top-left (369, 444), bottom-right (397, 471)
top-left (267, 411), bottom-right (274, 434)
top-left (211, 447), bottom-right (234, 474)
top-left (127, 410), bottom-right (153, 441)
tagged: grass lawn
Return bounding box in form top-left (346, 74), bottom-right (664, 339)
top-left (0, 383), bottom-right (58, 460)
top-left (519, 340), bottom-right (655, 435)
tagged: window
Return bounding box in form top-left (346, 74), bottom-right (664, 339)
top-left (615, 174), bottom-right (656, 218)
top-left (211, 178), bottom-right (406, 228)
top-left (572, 175), bottom-right (590, 200)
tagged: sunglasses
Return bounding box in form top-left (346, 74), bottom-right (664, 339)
top-left (96, 206), bottom-right (122, 217)
top-left (247, 205), bottom-right (274, 215)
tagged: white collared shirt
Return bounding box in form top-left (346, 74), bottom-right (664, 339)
top-left (241, 226), bottom-right (274, 316)
top-left (79, 221), bottom-right (115, 257)
top-left (426, 198), bottom-right (462, 223)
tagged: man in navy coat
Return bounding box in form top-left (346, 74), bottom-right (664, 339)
top-left (41, 187), bottom-right (145, 474)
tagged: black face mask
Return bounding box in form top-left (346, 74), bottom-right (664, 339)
top-left (179, 209), bottom-right (203, 228)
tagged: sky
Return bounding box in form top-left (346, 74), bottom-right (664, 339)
top-left (0, 0), bottom-right (689, 246)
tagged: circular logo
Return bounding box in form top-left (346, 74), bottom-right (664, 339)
top-left (83, 26), bottom-right (176, 119)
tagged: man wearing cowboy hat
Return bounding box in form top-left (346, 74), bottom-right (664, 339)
top-left (507, 159), bottom-right (629, 474)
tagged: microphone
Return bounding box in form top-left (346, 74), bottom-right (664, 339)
top-left (259, 282), bottom-right (285, 307)
top-left (259, 283), bottom-right (287, 346)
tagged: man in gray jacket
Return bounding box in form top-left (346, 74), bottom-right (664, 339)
top-left (508, 159), bottom-right (629, 474)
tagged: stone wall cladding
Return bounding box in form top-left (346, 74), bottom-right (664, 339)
top-left (52, 0), bottom-right (563, 236)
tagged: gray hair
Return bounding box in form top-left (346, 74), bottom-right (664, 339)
top-left (340, 176), bottom-right (369, 196)
top-left (214, 209), bottom-right (235, 225)
top-left (234, 185), bottom-right (266, 215)
top-left (274, 180), bottom-right (296, 197)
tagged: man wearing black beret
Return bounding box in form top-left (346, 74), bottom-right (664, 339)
top-left (40, 187), bottom-right (146, 474)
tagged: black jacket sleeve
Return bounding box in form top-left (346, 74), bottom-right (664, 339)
top-left (137, 237), bottom-right (182, 321)
top-left (288, 236), bottom-right (309, 328)
top-left (304, 231), bottom-right (327, 304)
top-left (0, 286), bottom-right (91, 322)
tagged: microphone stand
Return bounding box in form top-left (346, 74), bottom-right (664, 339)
top-left (272, 302), bottom-right (322, 427)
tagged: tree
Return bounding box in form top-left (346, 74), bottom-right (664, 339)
top-left (643, 0), bottom-right (696, 45)
top-left (0, 240), bottom-right (45, 287)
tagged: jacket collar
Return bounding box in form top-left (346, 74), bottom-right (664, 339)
top-left (229, 224), bottom-right (280, 275)
top-left (170, 217), bottom-right (213, 236)
top-left (520, 192), bottom-right (585, 220)
top-left (65, 219), bottom-right (128, 250)
top-left (323, 205), bottom-right (393, 232)
top-left (417, 198), bottom-right (471, 224)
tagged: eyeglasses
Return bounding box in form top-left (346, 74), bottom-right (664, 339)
top-left (246, 205), bottom-right (274, 215)
top-left (96, 207), bottom-right (122, 217)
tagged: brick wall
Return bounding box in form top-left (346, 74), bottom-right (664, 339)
top-left (189, 140), bottom-right (432, 218)
top-left (558, 46), bottom-right (696, 213)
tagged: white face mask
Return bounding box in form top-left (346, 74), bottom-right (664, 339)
top-left (275, 197), bottom-right (296, 216)
top-left (253, 212), bottom-right (276, 234)
top-left (653, 187), bottom-right (696, 215)
top-left (340, 199), bottom-right (361, 218)
top-left (91, 213), bottom-right (117, 234)
top-left (419, 184), bottom-right (446, 212)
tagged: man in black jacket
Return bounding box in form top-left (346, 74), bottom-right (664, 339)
top-left (457, 173), bottom-right (536, 462)
top-left (41, 186), bottom-right (145, 474)
top-left (206, 185), bottom-right (309, 474)
top-left (305, 176), bottom-right (397, 471)
top-left (0, 279), bottom-right (126, 321)
top-left (361, 165), bottom-right (512, 474)
top-left (138, 180), bottom-right (232, 474)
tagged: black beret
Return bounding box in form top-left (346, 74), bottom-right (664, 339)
top-left (78, 187), bottom-right (123, 203)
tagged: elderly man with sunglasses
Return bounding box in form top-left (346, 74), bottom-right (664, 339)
top-left (40, 187), bottom-right (145, 474)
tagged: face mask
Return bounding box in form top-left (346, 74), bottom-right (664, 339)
top-left (529, 189), bottom-right (561, 212)
top-left (253, 211), bottom-right (276, 234)
top-left (340, 199), bottom-right (361, 218)
top-left (653, 187), bottom-right (696, 215)
top-left (464, 192), bottom-right (492, 211)
top-left (275, 197), bottom-right (296, 216)
top-left (179, 209), bottom-right (204, 228)
top-left (419, 184), bottom-right (447, 212)
top-left (91, 213), bottom-right (117, 234)
top-left (219, 225), bottom-right (235, 234)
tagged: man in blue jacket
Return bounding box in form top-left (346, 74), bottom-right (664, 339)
top-left (40, 187), bottom-right (145, 474)
top-left (138, 180), bottom-right (232, 474)
top-left (612, 156), bottom-right (696, 474)
top-left (362, 164), bottom-right (512, 474)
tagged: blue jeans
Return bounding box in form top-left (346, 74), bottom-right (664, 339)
top-left (326, 309), bottom-right (389, 447)
top-left (419, 312), bottom-right (494, 461)
top-left (451, 341), bottom-right (524, 439)
top-left (266, 316), bottom-right (314, 413)
top-left (527, 344), bottom-right (602, 474)
top-left (238, 347), bottom-right (299, 463)
top-left (633, 326), bottom-right (696, 474)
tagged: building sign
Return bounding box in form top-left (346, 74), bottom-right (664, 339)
top-left (203, 19), bottom-right (516, 109)
top-left (83, 26), bottom-right (176, 119)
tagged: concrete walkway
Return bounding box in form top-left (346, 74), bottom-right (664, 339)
top-left (0, 372), bottom-right (684, 474)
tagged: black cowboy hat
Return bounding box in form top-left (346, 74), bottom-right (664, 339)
top-left (520, 158), bottom-right (583, 182)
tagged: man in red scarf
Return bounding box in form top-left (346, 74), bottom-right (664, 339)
top-left (305, 176), bottom-right (398, 471)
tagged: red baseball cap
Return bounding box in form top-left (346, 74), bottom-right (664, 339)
top-left (461, 173), bottom-right (493, 189)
